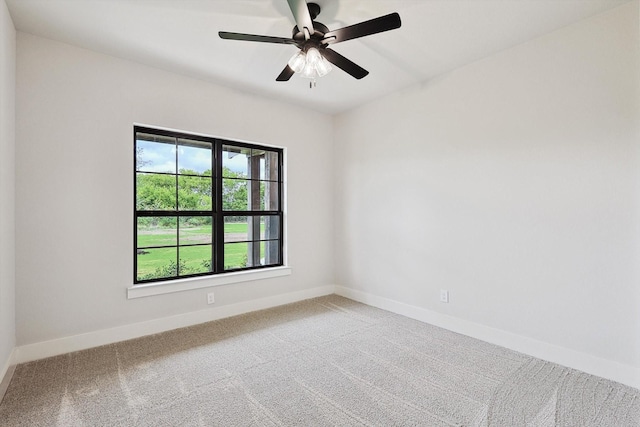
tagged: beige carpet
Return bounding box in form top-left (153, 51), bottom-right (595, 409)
top-left (1, 295), bottom-right (638, 426)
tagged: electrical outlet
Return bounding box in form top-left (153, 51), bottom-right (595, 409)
top-left (207, 292), bottom-right (215, 305)
top-left (440, 290), bottom-right (449, 303)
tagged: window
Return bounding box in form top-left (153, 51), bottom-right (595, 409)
top-left (134, 126), bottom-right (283, 284)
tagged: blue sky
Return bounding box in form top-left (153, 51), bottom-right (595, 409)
top-left (136, 140), bottom-right (248, 174)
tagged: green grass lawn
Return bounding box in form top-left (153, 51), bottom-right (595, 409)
top-left (137, 223), bottom-right (265, 280)
top-left (137, 222), bottom-right (258, 247)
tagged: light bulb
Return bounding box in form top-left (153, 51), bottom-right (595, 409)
top-left (287, 51), bottom-right (306, 73)
top-left (315, 56), bottom-right (332, 77)
top-left (306, 48), bottom-right (322, 66)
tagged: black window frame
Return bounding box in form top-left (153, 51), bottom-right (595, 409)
top-left (134, 126), bottom-right (284, 284)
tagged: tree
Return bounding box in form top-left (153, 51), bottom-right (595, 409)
top-left (135, 147), bottom-right (151, 170)
top-left (222, 167), bottom-right (248, 211)
top-left (136, 166), bottom-right (254, 227)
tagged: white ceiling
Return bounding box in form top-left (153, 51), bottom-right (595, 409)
top-left (6, 0), bottom-right (632, 114)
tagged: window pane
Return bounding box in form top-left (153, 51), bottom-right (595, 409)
top-left (246, 216), bottom-right (261, 242)
top-left (259, 150), bottom-right (279, 181)
top-left (260, 215), bottom-right (280, 240)
top-left (137, 217), bottom-right (177, 247)
top-left (224, 216), bottom-right (279, 242)
top-left (223, 145), bottom-right (250, 178)
top-left (261, 240), bottom-right (281, 266)
top-left (222, 178), bottom-right (248, 211)
top-left (229, 181), bottom-right (279, 211)
top-left (137, 247), bottom-right (177, 281)
top-left (178, 176), bottom-right (212, 211)
top-left (178, 138), bottom-right (211, 176)
top-left (224, 216), bottom-right (248, 242)
top-left (179, 245), bottom-right (213, 275)
top-left (179, 217), bottom-right (212, 244)
top-left (136, 135), bottom-right (176, 173)
top-left (224, 242), bottom-right (249, 270)
top-left (259, 181), bottom-right (279, 210)
top-left (136, 173), bottom-right (176, 211)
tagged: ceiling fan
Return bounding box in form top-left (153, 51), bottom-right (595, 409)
top-left (219, 0), bottom-right (401, 84)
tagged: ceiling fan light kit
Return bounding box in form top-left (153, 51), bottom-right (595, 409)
top-left (219, 0), bottom-right (401, 87)
top-left (289, 46), bottom-right (333, 87)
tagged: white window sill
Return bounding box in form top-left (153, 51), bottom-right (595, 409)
top-left (127, 266), bottom-right (292, 299)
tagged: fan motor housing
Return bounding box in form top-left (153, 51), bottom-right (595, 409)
top-left (292, 21), bottom-right (329, 41)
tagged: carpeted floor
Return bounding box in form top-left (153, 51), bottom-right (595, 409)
top-left (0, 295), bottom-right (638, 426)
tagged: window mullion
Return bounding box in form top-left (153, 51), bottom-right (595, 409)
top-left (174, 137), bottom-right (180, 278)
top-left (214, 141), bottom-right (224, 273)
top-left (278, 152), bottom-right (284, 266)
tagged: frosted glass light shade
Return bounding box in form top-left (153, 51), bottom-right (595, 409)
top-left (287, 51), bottom-right (306, 73)
top-left (306, 47), bottom-right (322, 66)
top-left (301, 61), bottom-right (316, 79)
top-left (315, 57), bottom-right (332, 77)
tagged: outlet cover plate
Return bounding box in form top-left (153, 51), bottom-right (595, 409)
top-left (440, 290), bottom-right (449, 303)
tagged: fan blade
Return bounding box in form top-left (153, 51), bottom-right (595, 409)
top-left (323, 13), bottom-right (401, 45)
top-left (219, 32), bottom-right (296, 44)
top-left (322, 48), bottom-right (369, 79)
top-left (276, 65), bottom-right (295, 81)
top-left (287, 0), bottom-right (314, 36)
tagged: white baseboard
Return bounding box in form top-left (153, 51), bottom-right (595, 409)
top-left (0, 349), bottom-right (16, 404)
top-left (14, 285), bottom-right (336, 364)
top-left (335, 286), bottom-right (640, 390)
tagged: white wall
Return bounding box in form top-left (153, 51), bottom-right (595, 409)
top-left (334, 2), bottom-right (639, 383)
top-left (0, 0), bottom-right (16, 377)
top-left (15, 33), bottom-right (334, 346)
